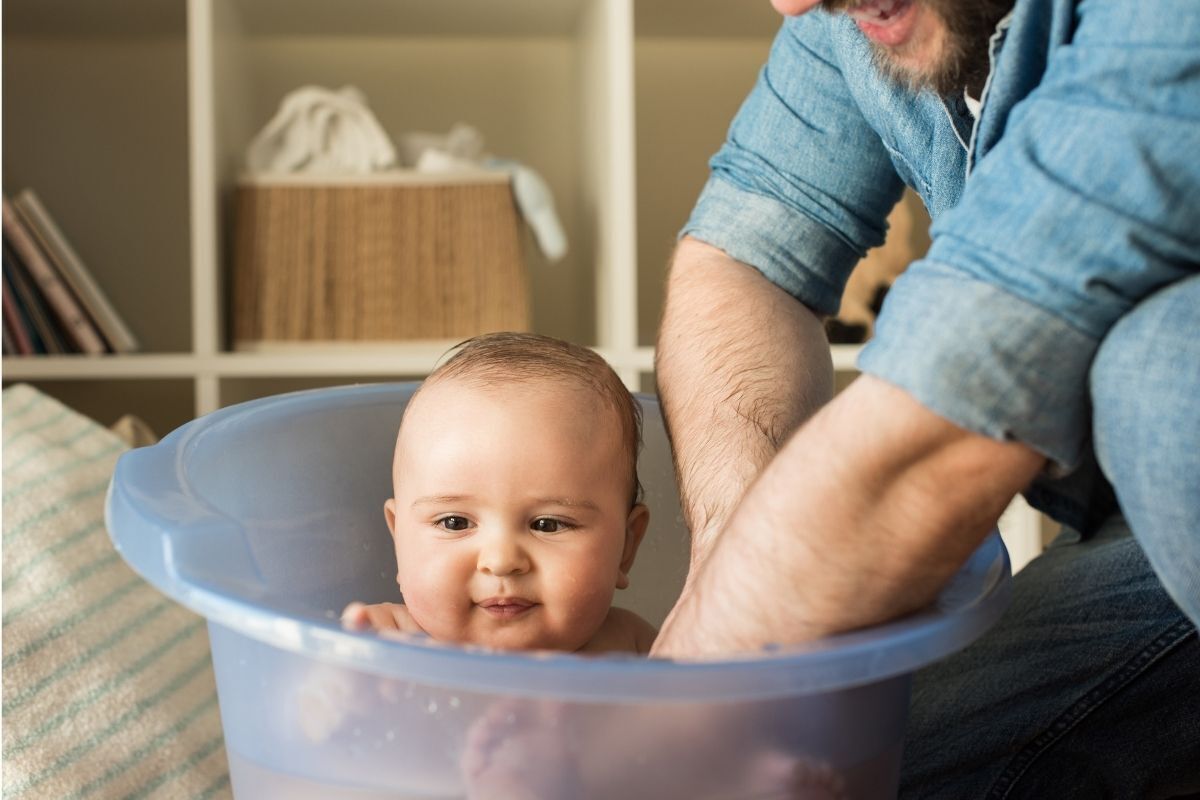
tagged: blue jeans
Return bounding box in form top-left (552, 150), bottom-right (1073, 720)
top-left (900, 517), bottom-right (1199, 798)
top-left (1090, 274), bottom-right (1200, 627)
top-left (900, 273), bottom-right (1200, 799)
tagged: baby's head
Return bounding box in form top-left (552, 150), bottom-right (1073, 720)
top-left (384, 332), bottom-right (649, 651)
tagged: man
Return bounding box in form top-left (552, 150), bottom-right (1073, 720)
top-left (652, 0), bottom-right (1199, 795)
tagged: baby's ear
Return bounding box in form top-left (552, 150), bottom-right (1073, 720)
top-left (616, 504), bottom-right (650, 590)
top-left (384, 498), bottom-right (398, 537)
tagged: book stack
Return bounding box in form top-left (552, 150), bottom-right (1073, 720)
top-left (2, 190), bottom-right (139, 356)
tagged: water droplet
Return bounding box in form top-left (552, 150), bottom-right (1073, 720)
top-left (386, 730), bottom-right (396, 741)
top-left (426, 700), bottom-right (439, 714)
top-left (448, 696), bottom-right (461, 709)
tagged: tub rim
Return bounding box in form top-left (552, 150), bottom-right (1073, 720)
top-left (107, 382), bottom-right (1012, 703)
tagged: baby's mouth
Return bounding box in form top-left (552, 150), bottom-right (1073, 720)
top-left (477, 597), bottom-right (538, 619)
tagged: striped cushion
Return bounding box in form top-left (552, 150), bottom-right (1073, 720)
top-left (2, 384), bottom-right (230, 800)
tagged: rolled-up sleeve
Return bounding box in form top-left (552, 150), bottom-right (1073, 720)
top-left (682, 13), bottom-right (905, 316)
top-left (861, 0), bottom-right (1200, 468)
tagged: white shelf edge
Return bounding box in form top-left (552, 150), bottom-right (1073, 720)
top-left (189, 0), bottom-right (220, 359)
top-left (831, 344), bottom-right (861, 371)
top-left (2, 344), bottom-right (862, 381)
top-left (3, 355), bottom-right (207, 380)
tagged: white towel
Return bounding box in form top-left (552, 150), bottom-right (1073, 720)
top-left (404, 124), bottom-right (568, 262)
top-left (245, 86), bottom-right (397, 175)
top-left (1, 385), bottom-right (230, 799)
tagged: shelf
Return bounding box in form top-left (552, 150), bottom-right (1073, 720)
top-left (2, 355), bottom-right (208, 380)
top-left (2, 345), bottom-right (859, 381)
top-left (0, 348), bottom-right (646, 380)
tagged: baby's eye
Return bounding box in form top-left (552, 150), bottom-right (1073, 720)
top-left (531, 518), bottom-right (571, 534)
top-left (435, 516), bottom-right (472, 531)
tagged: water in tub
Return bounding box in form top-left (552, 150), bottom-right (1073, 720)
top-left (211, 623), bottom-right (902, 800)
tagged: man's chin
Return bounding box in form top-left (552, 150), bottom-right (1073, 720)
top-left (870, 44), bottom-right (961, 95)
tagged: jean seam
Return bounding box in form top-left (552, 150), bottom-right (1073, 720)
top-left (986, 619), bottom-right (1198, 799)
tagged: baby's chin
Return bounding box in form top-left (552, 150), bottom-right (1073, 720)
top-left (422, 622), bottom-right (589, 653)
top-left (468, 629), bottom-right (588, 653)
top-left (407, 603), bottom-right (599, 653)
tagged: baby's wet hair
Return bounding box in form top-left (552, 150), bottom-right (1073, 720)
top-left (418, 332), bottom-right (645, 506)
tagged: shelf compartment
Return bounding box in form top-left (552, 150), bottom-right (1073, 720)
top-left (193, 0), bottom-right (636, 352)
top-left (3, 14), bottom-right (192, 354)
top-left (633, 10), bottom-right (778, 347)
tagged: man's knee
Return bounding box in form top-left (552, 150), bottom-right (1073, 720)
top-left (1090, 275), bottom-right (1200, 623)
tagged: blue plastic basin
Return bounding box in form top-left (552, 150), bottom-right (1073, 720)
top-left (107, 383), bottom-right (1011, 799)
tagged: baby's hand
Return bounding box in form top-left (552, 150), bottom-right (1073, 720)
top-left (341, 601), bottom-right (426, 634)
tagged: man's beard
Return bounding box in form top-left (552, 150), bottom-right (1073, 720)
top-left (824, 0), bottom-right (1014, 96)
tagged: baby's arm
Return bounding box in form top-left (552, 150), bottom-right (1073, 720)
top-left (579, 607), bottom-right (658, 655)
top-left (341, 601), bottom-right (426, 634)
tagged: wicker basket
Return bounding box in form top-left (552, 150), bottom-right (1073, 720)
top-left (231, 171), bottom-right (529, 346)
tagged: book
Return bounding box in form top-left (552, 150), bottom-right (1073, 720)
top-left (2, 196), bottom-right (106, 354)
top-left (2, 265), bottom-right (36, 355)
top-left (14, 189), bottom-right (139, 353)
top-left (4, 242), bottom-right (68, 354)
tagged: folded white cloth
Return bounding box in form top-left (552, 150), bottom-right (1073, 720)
top-left (497, 159), bottom-right (568, 262)
top-left (405, 124), bottom-right (568, 262)
top-left (246, 86), bottom-right (396, 175)
top-left (400, 122), bottom-right (485, 168)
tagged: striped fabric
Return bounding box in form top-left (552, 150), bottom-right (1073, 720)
top-left (2, 385), bottom-right (230, 800)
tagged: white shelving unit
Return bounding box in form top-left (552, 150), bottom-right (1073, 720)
top-left (2, 0), bottom-right (1042, 562)
top-left (1, 0), bottom-right (810, 426)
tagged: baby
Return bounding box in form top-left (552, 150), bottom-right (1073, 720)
top-left (342, 331), bottom-right (657, 654)
top-left (322, 333), bottom-right (847, 798)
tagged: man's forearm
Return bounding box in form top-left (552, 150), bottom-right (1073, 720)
top-left (653, 375), bottom-right (1046, 658)
top-left (656, 237), bottom-right (834, 567)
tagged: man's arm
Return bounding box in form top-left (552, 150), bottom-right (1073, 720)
top-left (655, 237), bottom-right (835, 570)
top-left (653, 373), bottom-right (1046, 658)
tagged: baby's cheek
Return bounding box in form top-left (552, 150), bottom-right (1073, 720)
top-left (552, 575), bottom-right (617, 641)
top-left (398, 563), bottom-right (469, 638)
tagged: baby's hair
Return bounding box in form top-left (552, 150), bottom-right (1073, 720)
top-left (419, 331), bottom-right (644, 505)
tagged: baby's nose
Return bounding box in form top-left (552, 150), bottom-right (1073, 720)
top-left (476, 533), bottom-right (530, 577)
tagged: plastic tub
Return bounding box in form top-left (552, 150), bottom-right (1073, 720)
top-left (106, 383), bottom-right (1011, 799)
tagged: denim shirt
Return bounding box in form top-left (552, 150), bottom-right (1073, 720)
top-left (682, 0), bottom-right (1200, 533)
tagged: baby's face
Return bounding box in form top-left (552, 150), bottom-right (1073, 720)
top-left (386, 377), bottom-right (647, 651)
